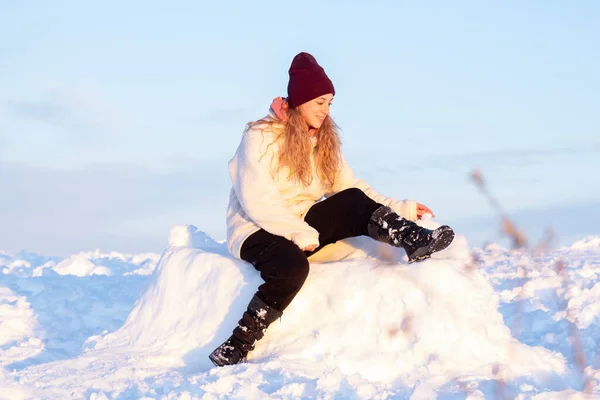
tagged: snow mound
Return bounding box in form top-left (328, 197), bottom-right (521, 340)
top-left (569, 236), bottom-right (600, 250)
top-left (87, 228), bottom-right (565, 390)
top-left (563, 281), bottom-right (600, 329)
top-left (53, 254), bottom-right (112, 277)
top-left (0, 286), bottom-right (44, 367)
top-left (0, 250), bottom-right (159, 277)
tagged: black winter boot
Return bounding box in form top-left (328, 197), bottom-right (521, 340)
top-left (368, 206), bottom-right (455, 263)
top-left (209, 294), bottom-right (282, 367)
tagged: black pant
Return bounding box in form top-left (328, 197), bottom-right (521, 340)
top-left (240, 188), bottom-right (382, 312)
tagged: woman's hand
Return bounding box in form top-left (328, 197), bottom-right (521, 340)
top-left (302, 244), bottom-right (318, 252)
top-left (417, 203), bottom-right (435, 219)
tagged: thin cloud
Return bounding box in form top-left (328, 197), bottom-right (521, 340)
top-left (0, 130), bottom-right (7, 156)
top-left (449, 146), bottom-right (600, 165)
top-left (9, 98), bottom-right (69, 126)
top-left (368, 144), bottom-right (600, 176)
top-left (7, 85), bottom-right (126, 138)
top-left (0, 161), bottom-right (229, 256)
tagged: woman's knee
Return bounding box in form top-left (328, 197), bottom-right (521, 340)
top-left (278, 249), bottom-right (310, 284)
top-left (334, 188), bottom-right (380, 215)
top-left (336, 188), bottom-right (379, 209)
top-left (338, 187), bottom-right (368, 201)
top-left (255, 240), bottom-right (309, 283)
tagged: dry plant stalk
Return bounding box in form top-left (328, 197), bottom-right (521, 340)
top-left (492, 364), bottom-right (507, 399)
top-left (464, 251), bottom-right (480, 273)
top-left (401, 313), bottom-right (414, 341)
top-left (470, 169), bottom-right (528, 250)
top-left (555, 259), bottom-right (594, 394)
top-left (469, 169), bottom-right (596, 396)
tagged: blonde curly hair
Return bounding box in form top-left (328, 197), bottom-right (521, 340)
top-left (245, 106), bottom-right (342, 189)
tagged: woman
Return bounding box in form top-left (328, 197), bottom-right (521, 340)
top-left (209, 52), bottom-right (454, 367)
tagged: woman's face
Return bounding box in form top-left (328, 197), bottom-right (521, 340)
top-left (298, 93), bottom-right (334, 130)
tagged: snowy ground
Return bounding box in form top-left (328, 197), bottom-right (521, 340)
top-left (0, 224), bottom-right (599, 399)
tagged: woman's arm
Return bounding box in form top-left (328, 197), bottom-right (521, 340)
top-left (327, 154), bottom-right (418, 221)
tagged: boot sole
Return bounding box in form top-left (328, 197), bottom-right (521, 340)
top-left (408, 226), bottom-right (455, 263)
top-left (209, 352), bottom-right (226, 367)
top-left (209, 351), bottom-right (247, 367)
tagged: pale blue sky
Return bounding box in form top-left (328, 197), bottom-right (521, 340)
top-left (1, 1), bottom-right (599, 255)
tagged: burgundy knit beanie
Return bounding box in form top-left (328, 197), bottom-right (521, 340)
top-left (287, 52), bottom-right (335, 108)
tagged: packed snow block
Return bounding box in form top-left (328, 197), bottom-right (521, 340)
top-left (253, 236), bottom-right (565, 385)
top-left (92, 246), bottom-right (262, 361)
top-left (91, 227), bottom-right (566, 387)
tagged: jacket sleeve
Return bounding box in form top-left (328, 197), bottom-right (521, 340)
top-left (229, 127), bottom-right (320, 249)
top-left (327, 154), bottom-right (418, 221)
